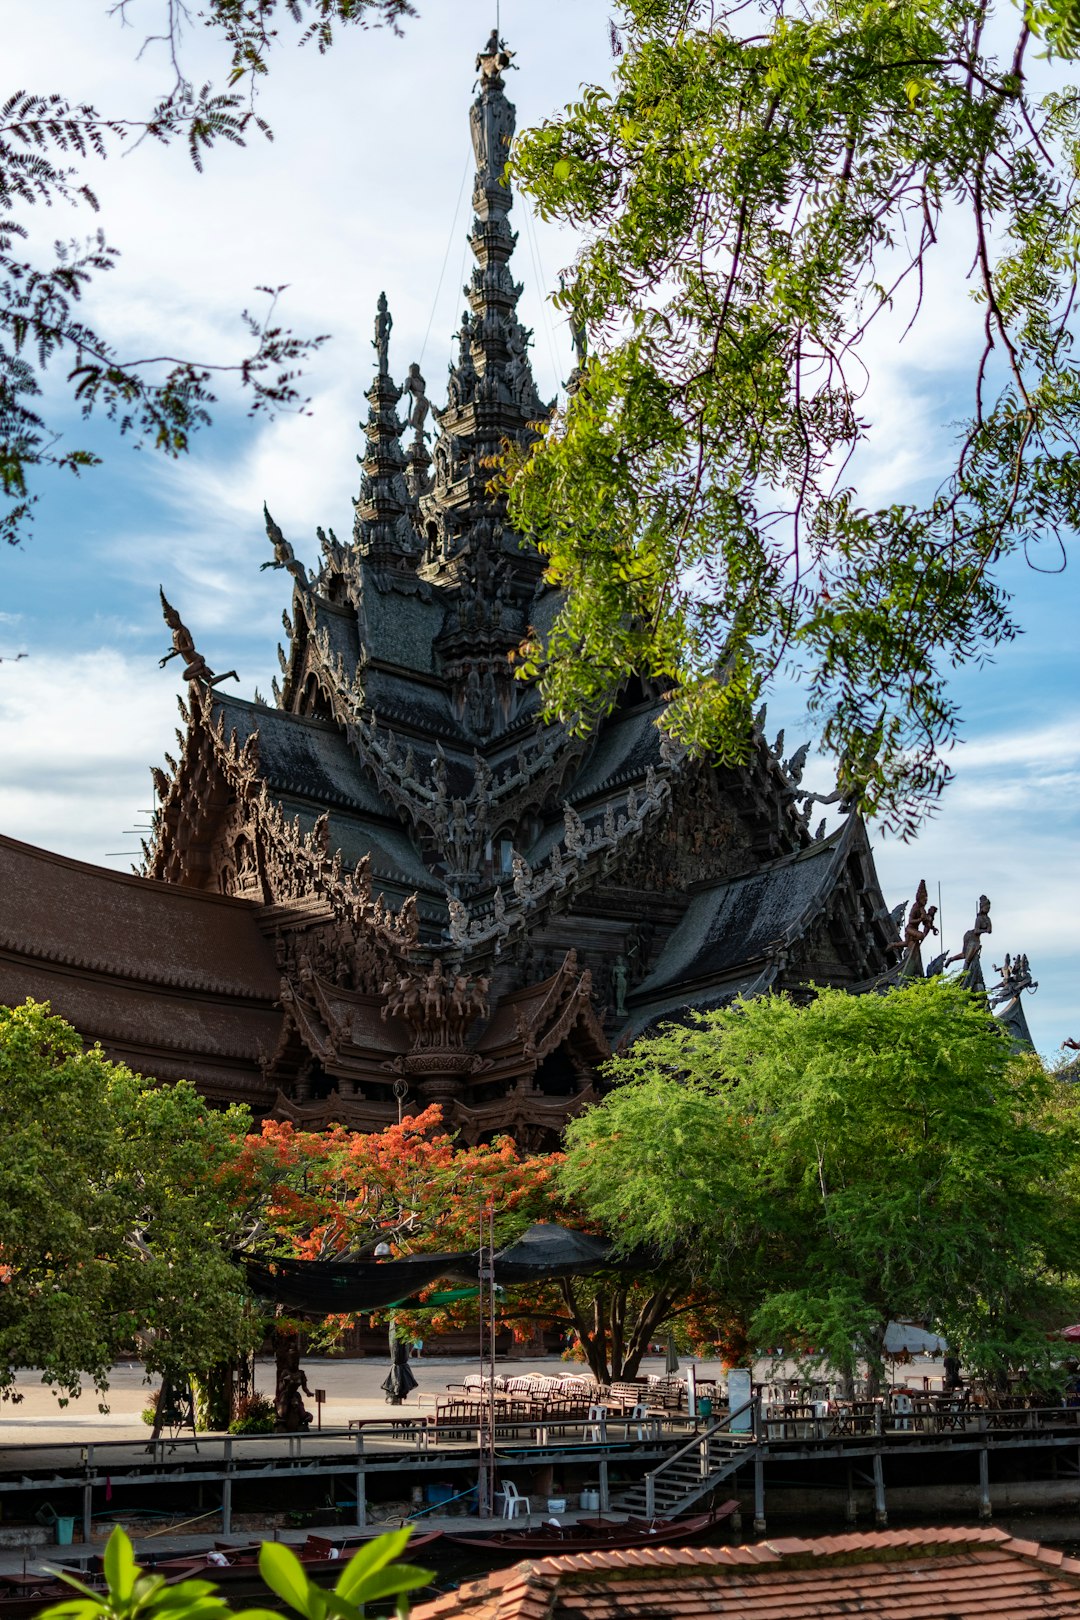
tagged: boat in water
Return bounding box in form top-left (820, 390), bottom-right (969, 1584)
top-left (443, 1501), bottom-right (738, 1557)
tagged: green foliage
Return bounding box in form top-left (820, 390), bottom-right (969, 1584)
top-left (510, 0), bottom-right (1080, 834)
top-left (228, 1392), bottom-right (276, 1434)
top-left (561, 980), bottom-right (1080, 1384)
top-left (0, 1000), bottom-right (257, 1404)
top-left (37, 1524), bottom-right (432, 1620)
top-left (1, 2), bottom-right (417, 549)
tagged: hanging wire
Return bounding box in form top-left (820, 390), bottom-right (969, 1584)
top-left (519, 192), bottom-right (563, 394)
top-left (419, 147), bottom-right (473, 368)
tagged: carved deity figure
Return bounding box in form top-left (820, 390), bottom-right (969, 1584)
top-left (990, 952), bottom-right (1035, 1005)
top-left (447, 894), bottom-right (470, 947)
top-left (422, 959), bottom-right (447, 1026)
top-left (373, 291), bottom-right (392, 375)
top-left (612, 956), bottom-right (629, 1019)
top-left (158, 589), bottom-right (238, 688)
top-left (903, 878), bottom-right (938, 954)
top-left (402, 362), bottom-right (430, 437)
top-left (948, 894), bottom-right (992, 969)
top-left (261, 505), bottom-right (308, 586)
top-left (511, 850), bottom-right (533, 900)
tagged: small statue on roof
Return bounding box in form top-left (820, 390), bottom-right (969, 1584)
top-left (903, 879), bottom-right (938, 954)
top-left (261, 505), bottom-right (308, 587)
top-left (948, 893), bottom-right (992, 970)
top-left (401, 362), bottom-right (430, 438)
top-left (989, 952), bottom-right (1037, 1005)
top-left (475, 28), bottom-right (514, 84)
top-left (158, 589), bottom-right (238, 688)
top-left (373, 291), bottom-right (392, 376)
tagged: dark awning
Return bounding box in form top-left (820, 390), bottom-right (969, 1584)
top-left (241, 1223), bottom-right (619, 1314)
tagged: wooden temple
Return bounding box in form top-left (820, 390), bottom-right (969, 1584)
top-left (0, 36), bottom-right (918, 1144)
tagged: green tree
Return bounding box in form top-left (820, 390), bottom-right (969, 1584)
top-left (1, 0), bottom-right (415, 548)
top-left (510, 0), bottom-right (1080, 834)
top-left (560, 979), bottom-right (1080, 1391)
top-left (0, 999), bottom-right (256, 1404)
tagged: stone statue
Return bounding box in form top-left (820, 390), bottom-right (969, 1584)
top-left (158, 589), bottom-right (238, 688)
top-left (373, 291), bottom-right (392, 375)
top-left (261, 505), bottom-right (308, 586)
top-left (402, 362), bottom-right (430, 437)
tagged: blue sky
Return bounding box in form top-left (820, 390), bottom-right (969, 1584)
top-left (1, 0), bottom-right (1076, 1058)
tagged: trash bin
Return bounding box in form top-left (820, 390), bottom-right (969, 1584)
top-left (56, 1518), bottom-right (75, 1546)
top-left (697, 1396), bottom-right (713, 1420)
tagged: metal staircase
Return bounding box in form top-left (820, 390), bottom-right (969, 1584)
top-left (615, 1402), bottom-right (760, 1518)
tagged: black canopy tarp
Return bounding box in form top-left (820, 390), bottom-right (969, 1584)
top-left (243, 1252), bottom-right (476, 1313)
top-left (242, 1224), bottom-right (620, 1314)
top-left (493, 1223), bottom-right (615, 1282)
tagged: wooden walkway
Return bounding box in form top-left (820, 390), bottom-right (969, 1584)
top-left (3, 1405), bottom-right (1080, 1545)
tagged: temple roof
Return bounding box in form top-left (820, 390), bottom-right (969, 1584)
top-left (634, 826), bottom-right (850, 998)
top-left (0, 833), bottom-right (281, 1105)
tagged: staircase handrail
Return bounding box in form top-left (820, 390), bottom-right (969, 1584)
top-left (643, 1398), bottom-right (758, 1518)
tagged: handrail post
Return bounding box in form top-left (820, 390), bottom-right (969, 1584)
top-left (645, 1469), bottom-right (656, 1519)
top-left (355, 1430), bottom-right (367, 1529)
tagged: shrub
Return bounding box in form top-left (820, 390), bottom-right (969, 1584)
top-left (228, 1393), bottom-right (275, 1435)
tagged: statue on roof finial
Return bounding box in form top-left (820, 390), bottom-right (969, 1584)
top-left (948, 893), bottom-right (992, 971)
top-left (261, 505), bottom-right (308, 587)
top-left (373, 291), bottom-right (392, 376)
top-left (158, 589), bottom-right (238, 688)
top-left (402, 362), bottom-right (430, 439)
top-left (476, 28), bottom-right (514, 85)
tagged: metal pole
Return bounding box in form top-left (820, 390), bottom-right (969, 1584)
top-left (688, 1361), bottom-right (698, 1430)
top-left (222, 1439), bottom-right (233, 1538)
top-left (979, 1448), bottom-right (992, 1519)
top-left (82, 1481), bottom-right (93, 1545)
top-left (753, 1455), bottom-right (766, 1535)
top-left (598, 1458), bottom-right (610, 1512)
top-left (873, 1453), bottom-right (887, 1527)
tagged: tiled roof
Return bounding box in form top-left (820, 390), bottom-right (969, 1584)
top-left (411, 1527), bottom-right (1080, 1619)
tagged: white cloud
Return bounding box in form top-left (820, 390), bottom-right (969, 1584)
top-left (0, 651), bottom-right (179, 866)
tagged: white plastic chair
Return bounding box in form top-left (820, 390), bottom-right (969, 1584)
top-left (628, 1402), bottom-right (649, 1441)
top-left (584, 1403), bottom-right (608, 1443)
top-left (892, 1392), bottom-right (913, 1431)
top-left (501, 1480), bottom-right (531, 1520)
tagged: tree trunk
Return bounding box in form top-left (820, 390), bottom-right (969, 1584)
top-left (560, 1281), bottom-right (677, 1383)
top-left (862, 1321), bottom-right (888, 1398)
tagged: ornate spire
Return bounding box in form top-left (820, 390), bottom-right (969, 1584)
top-left (352, 293), bottom-right (421, 579)
top-left (418, 36), bottom-right (552, 741)
top-left (423, 34), bottom-right (547, 585)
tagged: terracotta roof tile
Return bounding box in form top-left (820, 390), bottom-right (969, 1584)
top-left (411, 1527), bottom-right (1080, 1620)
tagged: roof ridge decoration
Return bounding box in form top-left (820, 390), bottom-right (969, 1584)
top-left (444, 760), bottom-right (676, 957)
